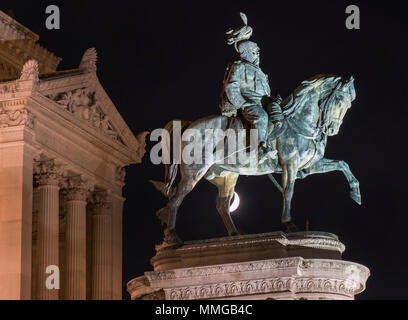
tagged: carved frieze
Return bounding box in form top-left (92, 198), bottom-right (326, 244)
top-left (136, 257), bottom-right (370, 300)
top-left (46, 87), bottom-right (125, 145)
top-left (0, 81), bottom-right (20, 94)
top-left (163, 276), bottom-right (359, 300)
top-left (0, 106), bottom-right (34, 129)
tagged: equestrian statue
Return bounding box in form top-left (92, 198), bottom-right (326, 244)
top-left (151, 13), bottom-right (360, 244)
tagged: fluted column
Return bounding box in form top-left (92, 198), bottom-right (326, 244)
top-left (34, 159), bottom-right (62, 300)
top-left (64, 176), bottom-right (89, 300)
top-left (90, 191), bottom-right (112, 300)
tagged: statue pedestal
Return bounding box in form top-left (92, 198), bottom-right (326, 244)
top-left (127, 232), bottom-right (370, 300)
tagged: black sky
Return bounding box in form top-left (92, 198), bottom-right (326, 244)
top-left (2, 0), bottom-right (408, 299)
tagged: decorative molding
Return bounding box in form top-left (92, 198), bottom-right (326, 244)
top-left (164, 276), bottom-right (358, 300)
top-left (180, 235), bottom-right (346, 253)
top-left (0, 11), bottom-right (61, 74)
top-left (151, 232), bottom-right (346, 271)
top-left (147, 258), bottom-right (298, 282)
top-left (79, 48), bottom-right (97, 73)
top-left (146, 257), bottom-right (368, 283)
top-left (0, 10), bottom-right (39, 41)
top-left (126, 276), bottom-right (165, 300)
top-left (0, 106), bottom-right (34, 129)
top-left (20, 60), bottom-right (39, 83)
top-left (0, 81), bottom-right (20, 94)
top-left (133, 257), bottom-right (370, 300)
top-left (284, 238), bottom-right (345, 253)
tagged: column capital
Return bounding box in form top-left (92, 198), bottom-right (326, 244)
top-left (64, 176), bottom-right (94, 202)
top-left (115, 166), bottom-right (126, 185)
top-left (34, 159), bottom-right (64, 186)
top-left (89, 190), bottom-right (111, 215)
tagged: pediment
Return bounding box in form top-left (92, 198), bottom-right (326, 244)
top-left (37, 71), bottom-right (146, 163)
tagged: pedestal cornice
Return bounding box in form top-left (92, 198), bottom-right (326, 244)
top-left (151, 231), bottom-right (346, 271)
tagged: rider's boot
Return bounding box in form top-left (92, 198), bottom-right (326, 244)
top-left (258, 142), bottom-right (277, 164)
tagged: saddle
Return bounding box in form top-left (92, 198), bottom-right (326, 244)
top-left (225, 106), bottom-right (287, 149)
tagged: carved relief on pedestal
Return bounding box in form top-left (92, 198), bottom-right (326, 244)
top-left (46, 87), bottom-right (124, 144)
top-left (133, 257), bottom-right (370, 300)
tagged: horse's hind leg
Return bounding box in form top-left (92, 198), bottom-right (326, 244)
top-left (159, 165), bottom-right (210, 244)
top-left (208, 173), bottom-right (239, 236)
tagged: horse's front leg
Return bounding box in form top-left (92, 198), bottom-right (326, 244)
top-left (281, 160), bottom-right (298, 232)
top-left (298, 158), bottom-right (361, 205)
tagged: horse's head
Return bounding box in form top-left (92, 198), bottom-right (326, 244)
top-left (322, 76), bottom-right (356, 136)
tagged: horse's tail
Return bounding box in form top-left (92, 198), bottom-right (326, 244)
top-left (150, 119), bottom-right (192, 199)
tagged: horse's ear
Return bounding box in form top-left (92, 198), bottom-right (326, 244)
top-left (345, 76), bottom-right (356, 101)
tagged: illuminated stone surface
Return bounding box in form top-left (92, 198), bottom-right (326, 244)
top-left (0, 11), bottom-right (146, 300)
top-left (128, 232), bottom-right (370, 300)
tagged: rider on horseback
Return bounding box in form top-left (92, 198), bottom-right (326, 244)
top-left (220, 13), bottom-right (284, 162)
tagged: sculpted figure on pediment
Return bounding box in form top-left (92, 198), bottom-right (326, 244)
top-left (48, 87), bottom-right (121, 142)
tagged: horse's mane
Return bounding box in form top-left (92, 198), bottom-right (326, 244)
top-left (281, 74), bottom-right (344, 119)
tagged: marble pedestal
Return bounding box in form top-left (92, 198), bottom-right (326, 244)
top-left (127, 232), bottom-right (370, 300)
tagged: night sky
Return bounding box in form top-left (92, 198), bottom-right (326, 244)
top-left (2, 0), bottom-right (407, 300)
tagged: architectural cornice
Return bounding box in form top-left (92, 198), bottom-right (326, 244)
top-left (0, 10), bottom-right (39, 41)
top-left (128, 257), bottom-right (370, 300)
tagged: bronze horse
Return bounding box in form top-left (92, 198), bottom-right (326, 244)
top-left (152, 74), bottom-right (360, 244)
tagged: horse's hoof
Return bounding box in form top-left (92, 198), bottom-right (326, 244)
top-left (350, 190), bottom-right (362, 205)
top-left (156, 207), bottom-right (169, 225)
top-left (163, 228), bottom-right (182, 246)
top-left (283, 222), bottom-right (299, 233)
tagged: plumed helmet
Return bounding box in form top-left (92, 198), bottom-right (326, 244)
top-left (226, 12), bottom-right (254, 52)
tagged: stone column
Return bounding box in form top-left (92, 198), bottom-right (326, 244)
top-left (64, 176), bottom-right (89, 300)
top-left (0, 136), bottom-right (36, 299)
top-left (34, 159), bottom-right (62, 300)
top-left (112, 166), bottom-right (126, 300)
top-left (111, 193), bottom-right (125, 300)
top-left (90, 191), bottom-right (112, 300)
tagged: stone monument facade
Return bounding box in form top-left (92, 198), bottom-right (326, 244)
top-left (127, 232), bottom-right (370, 300)
top-left (128, 12), bottom-right (369, 301)
top-left (0, 11), bottom-right (147, 300)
